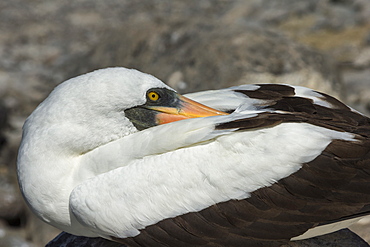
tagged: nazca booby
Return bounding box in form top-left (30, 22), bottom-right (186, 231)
top-left (17, 67), bottom-right (370, 246)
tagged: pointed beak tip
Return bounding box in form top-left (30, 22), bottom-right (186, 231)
top-left (179, 95), bottom-right (228, 118)
top-left (154, 95), bottom-right (228, 125)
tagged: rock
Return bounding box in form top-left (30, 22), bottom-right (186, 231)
top-left (0, 236), bottom-right (36, 247)
top-left (0, 101), bottom-right (23, 223)
top-left (0, 220), bottom-right (36, 247)
top-left (353, 47), bottom-right (370, 68)
top-left (0, 102), bottom-right (7, 151)
top-left (23, 209), bottom-right (61, 247)
top-left (274, 0), bottom-right (370, 64)
top-left (0, 235), bottom-right (36, 247)
top-left (47, 229), bottom-right (369, 247)
top-left (365, 31), bottom-right (370, 45)
top-left (62, 18), bottom-right (342, 98)
top-left (46, 233), bottom-right (125, 247)
top-left (342, 69), bottom-right (370, 116)
top-left (0, 176), bottom-right (23, 221)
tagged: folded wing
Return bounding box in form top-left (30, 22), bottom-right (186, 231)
top-left (71, 84), bottom-right (370, 246)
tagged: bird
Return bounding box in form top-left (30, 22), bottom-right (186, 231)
top-left (17, 67), bottom-right (370, 247)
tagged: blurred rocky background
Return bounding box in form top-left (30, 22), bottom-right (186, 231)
top-left (1, 0), bottom-right (370, 246)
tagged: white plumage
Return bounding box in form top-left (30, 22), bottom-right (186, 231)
top-left (17, 67), bottom-right (370, 246)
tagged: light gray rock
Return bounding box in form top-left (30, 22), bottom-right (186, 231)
top-left (0, 220), bottom-right (36, 247)
top-left (63, 19), bottom-right (342, 98)
top-left (0, 178), bottom-right (23, 221)
top-left (46, 229), bottom-right (369, 247)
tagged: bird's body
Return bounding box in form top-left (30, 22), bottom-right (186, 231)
top-left (17, 68), bottom-right (370, 246)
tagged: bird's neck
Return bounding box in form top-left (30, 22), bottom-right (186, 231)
top-left (16, 112), bottom-right (135, 234)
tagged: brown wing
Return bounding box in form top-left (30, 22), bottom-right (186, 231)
top-left (116, 84), bottom-right (370, 247)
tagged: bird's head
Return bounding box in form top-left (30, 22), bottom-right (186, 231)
top-left (124, 86), bottom-right (228, 130)
top-left (25, 68), bottom-right (227, 153)
top-left (73, 67), bottom-right (226, 130)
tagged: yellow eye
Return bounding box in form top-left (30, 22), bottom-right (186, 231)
top-left (148, 91), bottom-right (160, 101)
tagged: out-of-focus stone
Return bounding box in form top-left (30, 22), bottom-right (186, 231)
top-left (167, 71), bottom-right (187, 91)
top-left (0, 102), bottom-right (7, 150)
top-left (47, 229), bottom-right (369, 247)
top-left (24, 209), bottom-right (61, 247)
top-left (0, 176), bottom-right (23, 221)
top-left (0, 220), bottom-right (36, 247)
top-left (0, 235), bottom-right (36, 247)
top-left (353, 48), bottom-right (370, 68)
top-left (64, 19), bottom-right (342, 99)
top-left (46, 232), bottom-right (125, 247)
top-left (342, 69), bottom-right (370, 116)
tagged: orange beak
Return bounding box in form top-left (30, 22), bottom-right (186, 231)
top-left (149, 95), bottom-right (228, 125)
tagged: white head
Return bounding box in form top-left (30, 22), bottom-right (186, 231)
top-left (22, 68), bottom-right (172, 153)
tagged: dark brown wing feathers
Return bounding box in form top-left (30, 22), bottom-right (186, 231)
top-left (117, 84), bottom-right (370, 246)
